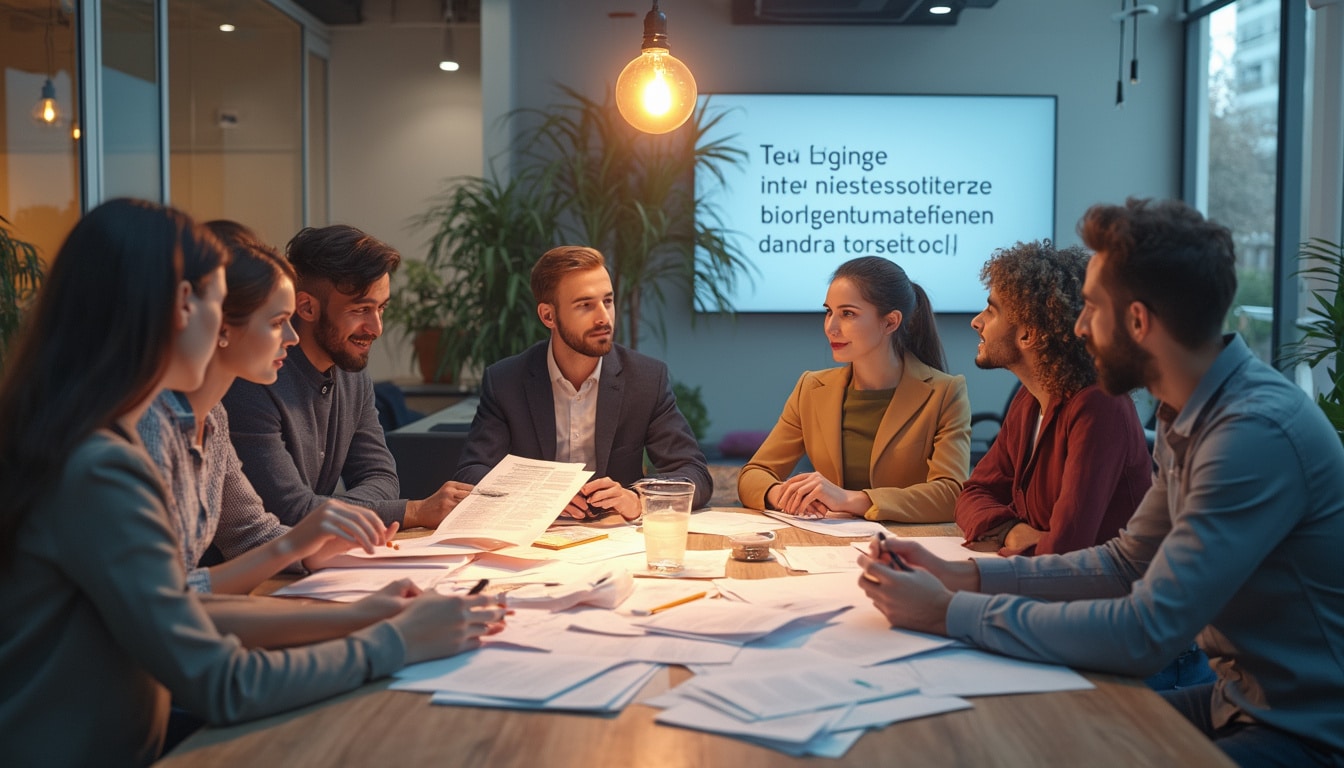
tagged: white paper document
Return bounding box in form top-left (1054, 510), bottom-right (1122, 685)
top-left (892, 647), bottom-right (1095, 697)
top-left (713, 572), bottom-right (864, 610)
top-left (686, 509), bottom-right (790, 536)
top-left (608, 549), bottom-right (729, 579)
top-left (269, 562), bottom-right (467, 601)
top-left (391, 648), bottom-right (627, 702)
top-left (654, 699), bottom-right (844, 745)
top-left (428, 455), bottom-right (592, 550)
top-left (896, 535), bottom-right (1002, 562)
top-left (677, 662), bottom-right (916, 720)
top-left (774, 545), bottom-right (864, 573)
top-left (802, 602), bottom-right (955, 666)
top-left (762, 509), bottom-right (889, 538)
top-left (633, 597), bottom-right (847, 645)
top-left (430, 662), bottom-right (661, 713)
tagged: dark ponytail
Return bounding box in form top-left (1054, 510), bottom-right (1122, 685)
top-left (904, 282), bottom-right (946, 372)
top-left (832, 256), bottom-right (946, 372)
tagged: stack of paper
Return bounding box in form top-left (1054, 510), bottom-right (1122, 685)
top-left (631, 597), bottom-right (848, 645)
top-left (646, 661), bottom-right (971, 757)
top-left (271, 560), bottom-right (469, 601)
top-left (392, 648), bottom-right (658, 714)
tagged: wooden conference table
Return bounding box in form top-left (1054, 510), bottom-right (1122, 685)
top-left (160, 512), bottom-right (1231, 768)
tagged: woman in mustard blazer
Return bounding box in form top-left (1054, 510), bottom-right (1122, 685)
top-left (738, 257), bottom-right (971, 523)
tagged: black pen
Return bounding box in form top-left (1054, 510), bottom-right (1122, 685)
top-left (467, 578), bottom-right (489, 595)
top-left (876, 531), bottom-right (912, 572)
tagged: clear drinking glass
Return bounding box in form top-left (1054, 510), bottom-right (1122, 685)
top-left (635, 478), bottom-right (695, 573)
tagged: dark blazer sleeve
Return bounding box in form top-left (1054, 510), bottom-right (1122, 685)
top-left (454, 360), bottom-right (515, 485)
top-left (634, 356), bottom-right (713, 509)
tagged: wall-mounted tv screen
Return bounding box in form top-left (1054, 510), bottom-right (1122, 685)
top-left (695, 93), bottom-right (1057, 313)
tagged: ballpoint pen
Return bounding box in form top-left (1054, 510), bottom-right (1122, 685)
top-left (876, 531), bottom-right (912, 572)
top-left (467, 578), bottom-right (490, 595)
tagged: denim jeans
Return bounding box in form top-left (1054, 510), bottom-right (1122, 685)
top-left (1162, 683), bottom-right (1344, 767)
top-left (1145, 642), bottom-right (1217, 691)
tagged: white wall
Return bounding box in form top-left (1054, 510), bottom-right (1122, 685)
top-left (334, 0), bottom-right (1185, 442)
top-left (328, 19), bottom-right (483, 380)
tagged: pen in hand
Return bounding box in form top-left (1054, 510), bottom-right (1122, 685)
top-left (467, 578), bottom-right (489, 595)
top-left (876, 531), bottom-right (912, 572)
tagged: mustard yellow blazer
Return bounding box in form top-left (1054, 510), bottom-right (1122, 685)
top-left (737, 355), bottom-right (971, 523)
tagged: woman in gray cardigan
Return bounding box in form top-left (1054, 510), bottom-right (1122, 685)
top-left (0, 199), bottom-right (505, 767)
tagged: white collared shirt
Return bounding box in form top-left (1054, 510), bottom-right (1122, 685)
top-left (547, 339), bottom-right (602, 471)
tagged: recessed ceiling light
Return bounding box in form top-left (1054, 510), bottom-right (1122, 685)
top-left (929, 6), bottom-right (952, 14)
top-left (219, 23), bottom-right (236, 32)
top-left (439, 60), bottom-right (460, 72)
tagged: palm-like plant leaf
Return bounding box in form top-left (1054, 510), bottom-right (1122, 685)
top-left (1280, 238), bottom-right (1344, 446)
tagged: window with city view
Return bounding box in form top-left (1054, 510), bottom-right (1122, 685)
top-left (1191, 0), bottom-right (1281, 363)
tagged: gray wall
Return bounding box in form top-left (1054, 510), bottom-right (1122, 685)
top-left (485, 0), bottom-right (1184, 445)
top-left (328, 19), bottom-right (484, 379)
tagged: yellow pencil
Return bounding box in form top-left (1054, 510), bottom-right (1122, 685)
top-left (644, 591), bottom-right (709, 615)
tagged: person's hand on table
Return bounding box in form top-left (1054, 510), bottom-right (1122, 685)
top-left (1003, 522), bottom-right (1045, 552)
top-left (855, 535), bottom-right (982, 635)
top-left (387, 584), bottom-right (509, 664)
top-left (561, 477), bottom-right (640, 521)
top-left (771, 473), bottom-right (869, 518)
top-left (404, 480), bottom-right (475, 529)
top-left (286, 500), bottom-right (396, 570)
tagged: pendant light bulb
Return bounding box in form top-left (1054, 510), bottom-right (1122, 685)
top-left (32, 79), bottom-right (61, 127)
top-left (615, 2), bottom-right (697, 134)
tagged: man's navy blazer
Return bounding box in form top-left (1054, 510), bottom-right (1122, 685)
top-left (454, 341), bottom-right (713, 508)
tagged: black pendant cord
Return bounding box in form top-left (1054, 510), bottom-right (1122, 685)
top-left (1116, 0), bottom-right (1126, 107)
top-left (1130, 0), bottom-right (1140, 84)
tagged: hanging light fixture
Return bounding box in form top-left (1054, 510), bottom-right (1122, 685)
top-left (32, 1), bottom-right (61, 127)
top-left (32, 79), bottom-right (60, 126)
top-left (439, 26), bottom-right (459, 71)
top-left (615, 1), bottom-right (697, 134)
top-left (437, 1), bottom-right (460, 71)
top-left (1111, 1), bottom-right (1158, 109)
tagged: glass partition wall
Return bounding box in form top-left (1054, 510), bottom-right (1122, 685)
top-left (169, 0), bottom-right (303, 245)
top-left (0, 0), bottom-right (328, 256)
top-left (1, 0), bottom-right (80, 263)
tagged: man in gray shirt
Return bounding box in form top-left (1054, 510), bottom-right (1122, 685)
top-left (860, 198), bottom-right (1344, 766)
top-left (224, 225), bottom-right (470, 529)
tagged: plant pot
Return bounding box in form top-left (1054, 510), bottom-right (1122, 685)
top-left (413, 328), bottom-right (455, 384)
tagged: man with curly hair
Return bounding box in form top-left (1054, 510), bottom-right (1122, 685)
top-left (955, 240), bottom-right (1152, 556)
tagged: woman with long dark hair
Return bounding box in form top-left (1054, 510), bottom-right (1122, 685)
top-left (0, 200), bottom-right (504, 766)
top-left (738, 256), bottom-right (971, 522)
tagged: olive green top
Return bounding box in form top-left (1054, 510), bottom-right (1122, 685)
top-left (841, 385), bottom-right (897, 490)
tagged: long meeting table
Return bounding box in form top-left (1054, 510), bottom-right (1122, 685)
top-left (158, 510), bottom-right (1232, 767)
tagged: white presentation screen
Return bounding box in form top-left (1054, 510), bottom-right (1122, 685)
top-left (695, 93), bottom-right (1057, 313)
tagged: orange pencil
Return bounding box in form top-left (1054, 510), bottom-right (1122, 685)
top-left (639, 591), bottom-right (709, 615)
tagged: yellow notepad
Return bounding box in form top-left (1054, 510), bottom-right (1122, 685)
top-left (531, 528), bottom-right (609, 550)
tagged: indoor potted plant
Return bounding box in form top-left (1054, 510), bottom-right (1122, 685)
top-left (398, 173), bottom-right (562, 383)
top-left (0, 215), bottom-right (44, 374)
top-left (385, 259), bottom-right (458, 383)
top-left (516, 86), bottom-right (754, 348)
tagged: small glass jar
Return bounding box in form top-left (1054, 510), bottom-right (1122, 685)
top-left (729, 531), bottom-right (776, 561)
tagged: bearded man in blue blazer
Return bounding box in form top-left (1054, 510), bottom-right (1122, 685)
top-left (454, 246), bottom-right (712, 519)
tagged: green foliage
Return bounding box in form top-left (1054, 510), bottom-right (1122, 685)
top-left (672, 381), bottom-right (710, 441)
top-left (385, 260), bottom-right (455, 335)
top-left (516, 86), bottom-right (755, 349)
top-left (0, 216), bottom-right (44, 373)
top-left (401, 175), bottom-right (561, 379)
top-left (1280, 239), bottom-right (1344, 447)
